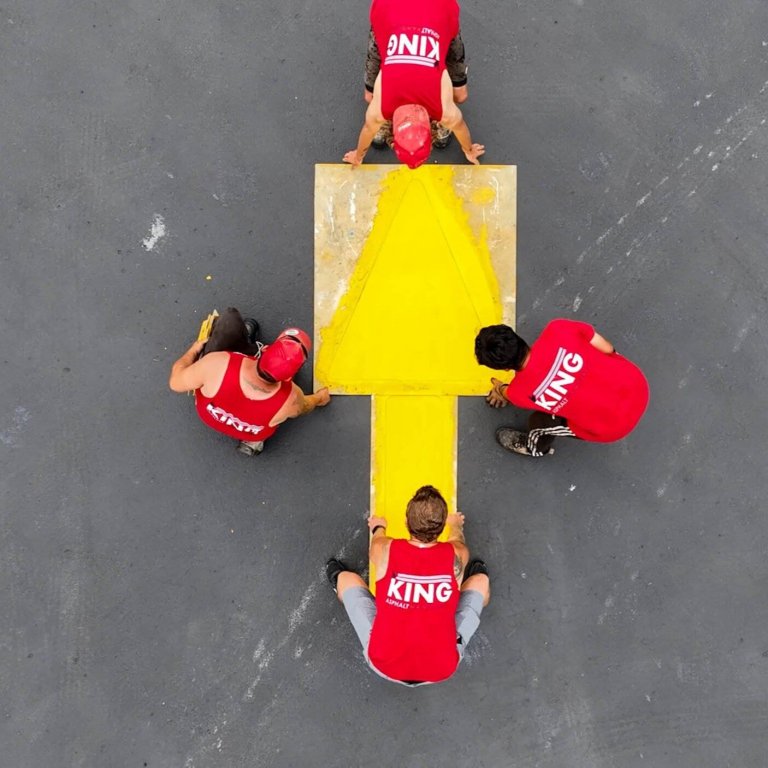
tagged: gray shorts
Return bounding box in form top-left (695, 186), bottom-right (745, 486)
top-left (340, 586), bottom-right (484, 685)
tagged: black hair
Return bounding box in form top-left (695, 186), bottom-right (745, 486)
top-left (474, 325), bottom-right (530, 370)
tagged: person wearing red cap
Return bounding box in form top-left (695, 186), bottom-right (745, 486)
top-left (343, 0), bottom-right (484, 169)
top-left (169, 308), bottom-right (330, 456)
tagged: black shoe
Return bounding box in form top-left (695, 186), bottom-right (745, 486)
top-left (244, 317), bottom-right (260, 344)
top-left (326, 558), bottom-right (350, 594)
top-left (495, 427), bottom-right (554, 457)
top-left (236, 440), bottom-right (264, 456)
top-left (464, 558), bottom-right (489, 579)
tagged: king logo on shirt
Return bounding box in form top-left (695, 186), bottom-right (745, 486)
top-left (385, 573), bottom-right (454, 609)
top-left (385, 31), bottom-right (441, 67)
top-left (532, 348), bottom-right (584, 412)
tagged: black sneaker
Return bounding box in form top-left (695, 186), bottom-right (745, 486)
top-left (464, 558), bottom-right (489, 579)
top-left (237, 440), bottom-right (264, 456)
top-left (326, 558), bottom-right (350, 594)
top-left (243, 318), bottom-right (260, 344)
top-left (495, 427), bottom-right (554, 457)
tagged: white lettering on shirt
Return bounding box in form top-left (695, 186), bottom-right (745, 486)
top-left (532, 348), bottom-right (584, 412)
top-left (385, 32), bottom-right (441, 68)
top-left (206, 404), bottom-right (264, 436)
top-left (385, 573), bottom-right (454, 608)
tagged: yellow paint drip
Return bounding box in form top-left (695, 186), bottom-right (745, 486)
top-left (316, 166), bottom-right (502, 395)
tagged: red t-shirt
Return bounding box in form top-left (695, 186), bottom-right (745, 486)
top-left (195, 353), bottom-right (292, 441)
top-left (504, 319), bottom-right (649, 442)
top-left (368, 539), bottom-right (460, 683)
top-left (370, 0), bottom-right (460, 121)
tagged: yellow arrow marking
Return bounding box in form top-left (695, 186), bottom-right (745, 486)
top-left (372, 394), bottom-right (457, 542)
top-left (314, 165), bottom-right (516, 588)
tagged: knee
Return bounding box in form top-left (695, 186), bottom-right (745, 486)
top-left (453, 85), bottom-right (469, 104)
top-left (463, 573), bottom-right (490, 605)
top-left (337, 571), bottom-right (367, 600)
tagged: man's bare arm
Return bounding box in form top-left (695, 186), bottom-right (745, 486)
top-left (368, 514), bottom-right (392, 577)
top-left (168, 340), bottom-right (207, 392)
top-left (344, 76), bottom-right (385, 166)
top-left (277, 384), bottom-right (331, 421)
top-left (446, 512), bottom-right (470, 583)
top-left (590, 332), bottom-right (615, 354)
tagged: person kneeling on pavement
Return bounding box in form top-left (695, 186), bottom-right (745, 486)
top-left (327, 485), bottom-right (490, 686)
top-left (169, 307), bottom-right (330, 456)
top-left (475, 319), bottom-right (649, 458)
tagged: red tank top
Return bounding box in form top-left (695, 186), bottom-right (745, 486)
top-left (195, 353), bottom-right (292, 442)
top-left (371, 0), bottom-right (460, 121)
top-left (368, 539), bottom-right (460, 683)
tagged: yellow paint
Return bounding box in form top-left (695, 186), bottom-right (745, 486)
top-left (369, 394), bottom-right (456, 587)
top-left (471, 186), bottom-right (497, 205)
top-left (372, 395), bottom-right (456, 538)
top-left (197, 310), bottom-right (219, 342)
top-left (316, 166), bottom-right (502, 395)
top-left (313, 165), bottom-right (515, 590)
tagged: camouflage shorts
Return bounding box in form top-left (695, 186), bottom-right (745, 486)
top-left (364, 29), bottom-right (468, 92)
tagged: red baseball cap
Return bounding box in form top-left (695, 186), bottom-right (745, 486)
top-left (392, 104), bottom-right (432, 169)
top-left (258, 328), bottom-right (311, 381)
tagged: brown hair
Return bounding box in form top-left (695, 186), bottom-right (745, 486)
top-left (406, 485), bottom-right (448, 543)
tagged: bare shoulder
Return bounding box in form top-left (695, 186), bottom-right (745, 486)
top-left (370, 535), bottom-right (392, 572)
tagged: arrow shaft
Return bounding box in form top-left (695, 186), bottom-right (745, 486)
top-left (370, 394), bottom-right (457, 588)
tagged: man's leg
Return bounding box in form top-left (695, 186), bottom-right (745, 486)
top-left (363, 29), bottom-right (381, 98)
top-left (432, 32), bottom-right (470, 149)
top-left (327, 560), bottom-right (377, 652)
top-left (526, 412), bottom-right (575, 455)
top-left (202, 307), bottom-right (260, 356)
top-left (496, 413), bottom-right (575, 457)
top-left (446, 32), bottom-right (468, 102)
top-left (455, 564), bottom-right (490, 660)
top-left (362, 30), bottom-right (393, 148)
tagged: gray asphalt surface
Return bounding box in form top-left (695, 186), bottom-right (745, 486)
top-left (2, 1), bottom-right (768, 766)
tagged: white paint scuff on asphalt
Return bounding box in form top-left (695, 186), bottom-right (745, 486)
top-left (142, 214), bottom-right (166, 250)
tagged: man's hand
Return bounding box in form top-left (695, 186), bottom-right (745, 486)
top-left (447, 512), bottom-right (465, 530)
top-left (368, 514), bottom-right (388, 532)
top-left (189, 339), bottom-right (206, 358)
top-left (486, 377), bottom-right (509, 408)
top-left (343, 149), bottom-right (365, 166)
top-left (462, 143), bottom-right (485, 165)
top-left (313, 387), bottom-right (331, 406)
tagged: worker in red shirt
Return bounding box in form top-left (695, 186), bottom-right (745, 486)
top-left (326, 485), bottom-right (490, 686)
top-left (169, 308), bottom-right (330, 456)
top-left (475, 320), bottom-right (650, 457)
top-left (343, 0), bottom-right (484, 169)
